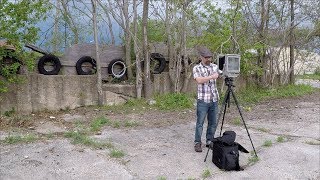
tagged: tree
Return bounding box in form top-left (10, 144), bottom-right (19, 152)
top-left (142, 0), bottom-right (152, 98)
top-left (289, 0), bottom-right (295, 84)
top-left (0, 0), bottom-right (49, 93)
top-left (132, 0), bottom-right (143, 98)
top-left (91, 0), bottom-right (103, 106)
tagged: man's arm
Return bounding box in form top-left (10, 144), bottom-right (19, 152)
top-left (195, 72), bottom-right (219, 84)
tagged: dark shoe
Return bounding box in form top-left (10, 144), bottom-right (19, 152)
top-left (206, 141), bottom-right (211, 148)
top-left (194, 143), bottom-right (202, 152)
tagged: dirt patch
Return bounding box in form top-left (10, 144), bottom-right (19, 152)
top-left (0, 90), bottom-right (319, 179)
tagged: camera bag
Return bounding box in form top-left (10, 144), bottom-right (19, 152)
top-left (210, 131), bottom-right (249, 171)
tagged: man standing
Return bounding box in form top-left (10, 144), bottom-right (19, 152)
top-left (192, 46), bottom-right (219, 152)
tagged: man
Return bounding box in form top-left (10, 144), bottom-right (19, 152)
top-left (192, 46), bottom-right (219, 152)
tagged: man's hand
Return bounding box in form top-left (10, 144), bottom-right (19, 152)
top-left (195, 72), bottom-right (219, 84)
top-left (210, 73), bottom-right (219, 80)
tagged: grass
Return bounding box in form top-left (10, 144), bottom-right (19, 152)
top-left (124, 120), bottom-right (139, 127)
top-left (232, 117), bottom-right (242, 125)
top-left (154, 93), bottom-right (193, 110)
top-left (64, 131), bottom-right (113, 149)
top-left (297, 73), bottom-right (320, 80)
top-left (257, 127), bottom-right (270, 133)
top-left (157, 176), bottom-right (166, 180)
top-left (305, 140), bottom-right (320, 145)
top-left (90, 116), bottom-right (111, 132)
top-left (3, 134), bottom-right (37, 144)
top-left (112, 121), bottom-right (121, 128)
top-left (110, 149), bottom-right (125, 158)
top-left (276, 136), bottom-right (285, 143)
top-left (102, 98), bottom-right (150, 113)
top-left (202, 169), bottom-right (211, 178)
top-left (236, 84), bottom-right (315, 105)
top-left (4, 107), bottom-right (15, 117)
top-left (263, 140), bottom-right (273, 147)
top-left (248, 154), bottom-right (260, 164)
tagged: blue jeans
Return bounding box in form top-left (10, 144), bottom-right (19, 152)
top-left (194, 99), bottom-right (218, 144)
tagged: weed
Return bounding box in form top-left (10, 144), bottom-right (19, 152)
top-left (258, 127), bottom-right (270, 133)
top-left (237, 84), bottom-right (315, 105)
top-left (248, 154), bottom-right (259, 164)
top-left (3, 134), bottom-right (37, 144)
top-left (202, 169), bottom-right (211, 178)
top-left (4, 107), bottom-right (15, 117)
top-left (305, 140), bottom-right (320, 145)
top-left (60, 106), bottom-right (71, 113)
top-left (45, 133), bottom-right (54, 139)
top-left (112, 121), bottom-right (121, 128)
top-left (110, 149), bottom-right (125, 158)
top-left (297, 72), bottom-right (320, 80)
top-left (102, 98), bottom-right (149, 113)
top-left (154, 93), bottom-right (193, 110)
top-left (124, 120), bottom-right (139, 127)
top-left (90, 116), bottom-right (110, 132)
top-left (276, 136), bottom-right (285, 143)
top-left (64, 131), bottom-right (112, 149)
top-left (263, 140), bottom-right (272, 147)
top-left (157, 176), bottom-right (166, 180)
top-left (232, 117), bottom-right (241, 126)
top-left (243, 106), bottom-right (252, 112)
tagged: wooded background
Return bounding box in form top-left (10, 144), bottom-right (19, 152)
top-left (1, 0), bottom-right (319, 101)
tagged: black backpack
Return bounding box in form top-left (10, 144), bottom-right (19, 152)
top-left (210, 131), bottom-right (249, 171)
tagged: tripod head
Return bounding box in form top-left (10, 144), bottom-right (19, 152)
top-left (224, 76), bottom-right (235, 87)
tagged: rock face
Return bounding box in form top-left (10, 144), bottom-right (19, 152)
top-left (103, 91), bottom-right (129, 106)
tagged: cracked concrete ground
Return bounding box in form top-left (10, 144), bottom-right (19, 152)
top-left (0, 82), bottom-right (319, 179)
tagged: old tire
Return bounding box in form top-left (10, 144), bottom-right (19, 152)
top-left (150, 53), bottom-right (166, 74)
top-left (76, 56), bottom-right (96, 75)
top-left (38, 54), bottom-right (61, 75)
top-left (107, 59), bottom-right (127, 78)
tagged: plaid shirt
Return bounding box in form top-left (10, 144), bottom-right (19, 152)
top-left (193, 63), bottom-right (219, 103)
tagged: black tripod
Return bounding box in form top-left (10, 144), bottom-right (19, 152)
top-left (205, 77), bottom-right (257, 161)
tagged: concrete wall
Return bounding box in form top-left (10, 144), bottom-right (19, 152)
top-left (0, 73), bottom-right (196, 114)
top-left (0, 73), bottom-right (246, 114)
top-left (0, 74), bottom-right (99, 114)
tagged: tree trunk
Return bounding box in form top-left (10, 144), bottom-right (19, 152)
top-left (142, 0), bottom-right (152, 98)
top-left (91, 0), bottom-right (103, 106)
top-left (257, 0), bottom-right (269, 87)
top-left (181, 0), bottom-right (190, 93)
top-left (166, 1), bottom-right (175, 92)
top-left (123, 0), bottom-right (133, 79)
top-left (289, 0), bottom-right (295, 84)
top-left (133, 0), bottom-right (142, 98)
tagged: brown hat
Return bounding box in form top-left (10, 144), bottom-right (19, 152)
top-left (197, 46), bottom-right (213, 57)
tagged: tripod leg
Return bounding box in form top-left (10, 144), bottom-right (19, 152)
top-left (230, 88), bottom-right (258, 157)
top-left (204, 147), bottom-right (210, 162)
top-left (217, 87), bottom-right (230, 137)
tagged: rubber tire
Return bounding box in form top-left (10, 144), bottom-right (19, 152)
top-left (76, 56), bottom-right (96, 75)
top-left (38, 54), bottom-right (61, 75)
top-left (107, 59), bottom-right (127, 78)
top-left (150, 53), bottom-right (166, 74)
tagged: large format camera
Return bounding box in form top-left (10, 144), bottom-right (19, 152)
top-left (217, 54), bottom-right (241, 78)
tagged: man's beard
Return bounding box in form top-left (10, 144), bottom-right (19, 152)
top-left (204, 60), bottom-right (211, 65)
